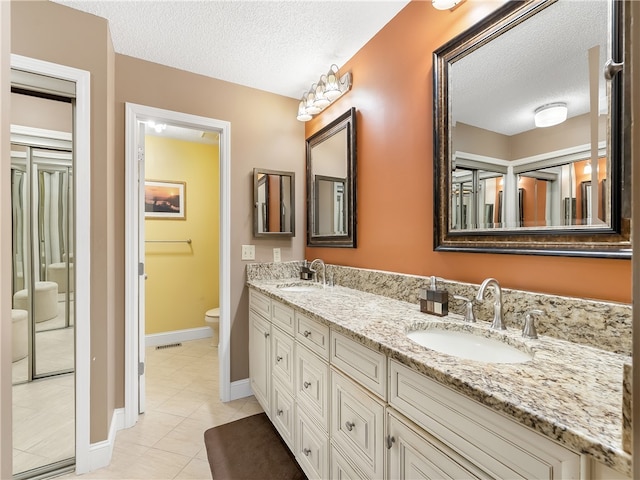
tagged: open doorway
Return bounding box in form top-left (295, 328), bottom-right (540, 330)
top-left (124, 103), bottom-right (232, 429)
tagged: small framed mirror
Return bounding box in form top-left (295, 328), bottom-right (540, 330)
top-left (433, 0), bottom-right (630, 257)
top-left (253, 168), bottom-right (295, 237)
top-left (306, 107), bottom-right (357, 248)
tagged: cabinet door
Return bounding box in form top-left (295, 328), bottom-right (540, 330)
top-left (387, 411), bottom-right (489, 480)
top-left (271, 377), bottom-right (295, 451)
top-left (331, 445), bottom-right (368, 480)
top-left (331, 369), bottom-right (385, 479)
top-left (295, 406), bottom-right (329, 480)
top-left (249, 310), bottom-right (270, 413)
top-left (271, 326), bottom-right (295, 394)
top-left (295, 344), bottom-right (329, 431)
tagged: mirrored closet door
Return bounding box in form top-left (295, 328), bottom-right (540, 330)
top-left (11, 83), bottom-right (76, 477)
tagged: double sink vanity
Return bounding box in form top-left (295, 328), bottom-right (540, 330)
top-left (247, 262), bottom-right (631, 480)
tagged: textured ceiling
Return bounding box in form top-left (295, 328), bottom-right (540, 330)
top-left (52, 0), bottom-right (410, 99)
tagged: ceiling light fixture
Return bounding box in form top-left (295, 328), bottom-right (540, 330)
top-left (432, 0), bottom-right (464, 10)
top-left (297, 64), bottom-right (352, 122)
top-left (147, 121), bottom-right (167, 133)
top-left (534, 102), bottom-right (568, 128)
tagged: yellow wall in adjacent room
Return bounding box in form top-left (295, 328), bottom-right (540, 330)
top-left (144, 135), bottom-right (219, 334)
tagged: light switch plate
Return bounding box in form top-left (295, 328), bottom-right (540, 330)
top-left (273, 248), bottom-right (281, 263)
top-left (241, 244), bottom-right (255, 260)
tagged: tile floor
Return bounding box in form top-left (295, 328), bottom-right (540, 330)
top-left (57, 338), bottom-right (263, 480)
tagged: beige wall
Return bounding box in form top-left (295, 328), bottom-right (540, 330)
top-left (11, 0), bottom-right (116, 443)
top-left (11, 93), bottom-right (72, 133)
top-left (114, 54), bottom-right (306, 391)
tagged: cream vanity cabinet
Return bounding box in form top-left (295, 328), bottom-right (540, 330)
top-left (248, 288), bottom-right (625, 480)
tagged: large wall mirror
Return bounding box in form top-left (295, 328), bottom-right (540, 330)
top-left (306, 107), bottom-right (357, 247)
top-left (253, 168), bottom-right (295, 237)
top-left (433, 0), bottom-right (630, 257)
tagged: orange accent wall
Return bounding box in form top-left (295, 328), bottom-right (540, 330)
top-left (305, 1), bottom-right (630, 303)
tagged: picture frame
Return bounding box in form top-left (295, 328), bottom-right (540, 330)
top-left (144, 180), bottom-right (186, 219)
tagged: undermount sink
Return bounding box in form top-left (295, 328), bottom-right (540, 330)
top-left (407, 327), bottom-right (533, 364)
top-left (277, 283), bottom-right (324, 293)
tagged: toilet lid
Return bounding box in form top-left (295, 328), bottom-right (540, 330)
top-left (206, 307), bottom-right (220, 318)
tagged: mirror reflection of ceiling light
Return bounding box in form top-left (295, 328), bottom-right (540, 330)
top-left (584, 161), bottom-right (592, 175)
top-left (147, 121), bottom-right (167, 133)
top-left (432, 0), bottom-right (464, 10)
top-left (534, 103), bottom-right (568, 128)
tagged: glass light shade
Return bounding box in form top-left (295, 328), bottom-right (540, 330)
top-left (297, 100), bottom-right (312, 121)
top-left (313, 79), bottom-right (330, 108)
top-left (432, 0), bottom-right (462, 10)
top-left (534, 103), bottom-right (568, 128)
top-left (584, 162), bottom-right (592, 175)
top-left (305, 87), bottom-right (321, 115)
top-left (324, 65), bottom-right (341, 101)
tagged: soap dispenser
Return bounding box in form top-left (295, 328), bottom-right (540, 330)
top-left (419, 276), bottom-right (449, 317)
top-left (300, 260), bottom-right (313, 281)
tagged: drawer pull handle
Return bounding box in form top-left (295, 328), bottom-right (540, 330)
top-left (276, 356), bottom-right (283, 363)
top-left (386, 435), bottom-right (396, 449)
top-left (277, 409), bottom-right (283, 416)
top-left (303, 330), bottom-right (312, 337)
top-left (345, 421), bottom-right (355, 432)
top-left (303, 448), bottom-right (311, 456)
top-left (264, 332), bottom-right (269, 338)
top-left (303, 381), bottom-right (311, 389)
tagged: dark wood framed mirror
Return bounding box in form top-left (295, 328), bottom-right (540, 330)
top-left (433, 0), bottom-right (630, 258)
top-left (253, 168), bottom-right (295, 237)
top-left (306, 107), bottom-right (357, 247)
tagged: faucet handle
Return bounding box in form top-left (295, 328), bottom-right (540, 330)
top-left (453, 295), bottom-right (476, 323)
top-left (522, 309), bottom-right (543, 339)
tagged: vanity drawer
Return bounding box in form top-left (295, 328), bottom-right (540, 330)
top-left (271, 326), bottom-right (295, 394)
top-left (295, 405), bottom-right (329, 480)
top-left (249, 289), bottom-right (271, 319)
top-left (272, 300), bottom-right (295, 335)
top-left (389, 360), bottom-right (581, 480)
top-left (331, 444), bottom-right (368, 480)
top-left (295, 344), bottom-right (329, 432)
top-left (296, 312), bottom-right (330, 360)
top-left (271, 377), bottom-right (295, 451)
top-left (330, 330), bottom-right (387, 400)
top-left (331, 368), bottom-right (385, 479)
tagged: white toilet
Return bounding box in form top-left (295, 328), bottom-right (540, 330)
top-left (205, 307), bottom-right (220, 347)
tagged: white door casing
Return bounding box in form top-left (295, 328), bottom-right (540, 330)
top-left (137, 122), bottom-right (146, 414)
top-left (124, 103), bottom-right (232, 430)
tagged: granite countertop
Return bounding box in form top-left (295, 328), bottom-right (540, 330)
top-left (247, 278), bottom-right (632, 477)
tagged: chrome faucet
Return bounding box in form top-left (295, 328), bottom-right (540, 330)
top-left (309, 258), bottom-right (326, 287)
top-left (476, 278), bottom-right (506, 330)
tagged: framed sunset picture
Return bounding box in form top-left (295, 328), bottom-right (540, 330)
top-left (144, 180), bottom-right (186, 219)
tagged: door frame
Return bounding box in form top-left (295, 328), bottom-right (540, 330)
top-left (124, 103), bottom-right (231, 429)
top-left (10, 54), bottom-right (92, 473)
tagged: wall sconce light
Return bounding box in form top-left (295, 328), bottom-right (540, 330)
top-left (432, 0), bottom-right (464, 10)
top-left (584, 161), bottom-right (592, 175)
top-left (534, 102), bottom-right (568, 128)
top-left (297, 64), bottom-right (352, 122)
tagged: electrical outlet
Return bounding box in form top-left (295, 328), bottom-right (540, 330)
top-left (273, 248), bottom-right (281, 263)
top-left (241, 244), bottom-right (255, 260)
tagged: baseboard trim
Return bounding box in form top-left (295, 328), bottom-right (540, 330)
top-left (86, 408), bottom-right (124, 472)
top-left (229, 378), bottom-right (253, 401)
top-left (145, 326), bottom-right (212, 347)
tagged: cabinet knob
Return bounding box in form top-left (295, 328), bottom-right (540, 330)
top-left (345, 421), bottom-right (355, 432)
top-left (264, 332), bottom-right (269, 338)
top-left (386, 435), bottom-right (396, 449)
top-left (303, 381), bottom-right (311, 389)
top-left (276, 355), bottom-right (283, 363)
top-left (277, 409), bottom-right (283, 416)
top-left (303, 448), bottom-right (311, 457)
top-left (303, 330), bottom-right (312, 337)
